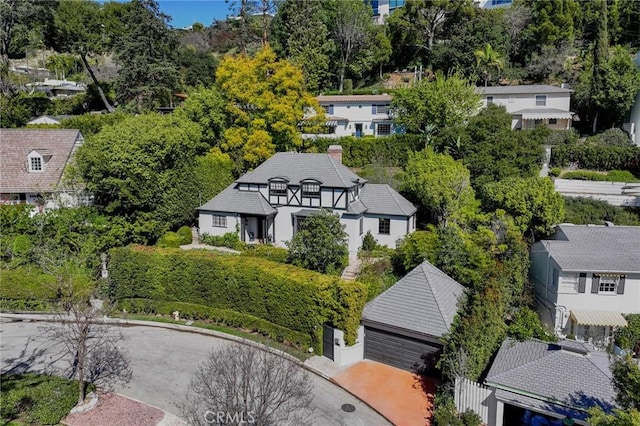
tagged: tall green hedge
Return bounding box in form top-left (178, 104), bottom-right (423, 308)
top-left (551, 145), bottom-right (640, 175)
top-left (108, 246), bottom-right (368, 350)
top-left (306, 135), bottom-right (423, 167)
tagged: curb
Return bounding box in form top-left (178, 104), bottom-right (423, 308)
top-left (0, 313), bottom-right (393, 425)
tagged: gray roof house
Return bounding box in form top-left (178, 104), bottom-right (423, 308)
top-left (476, 84), bottom-right (574, 130)
top-left (0, 129), bottom-right (86, 209)
top-left (483, 338), bottom-right (617, 426)
top-left (197, 146), bottom-right (417, 255)
top-left (360, 261), bottom-right (465, 371)
top-left (530, 224), bottom-right (637, 347)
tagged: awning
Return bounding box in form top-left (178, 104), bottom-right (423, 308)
top-left (513, 108), bottom-right (574, 120)
top-left (570, 310), bottom-right (628, 327)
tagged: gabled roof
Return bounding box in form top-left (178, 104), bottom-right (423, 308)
top-left (360, 184), bottom-right (417, 216)
top-left (486, 338), bottom-right (616, 418)
top-left (0, 129), bottom-right (83, 193)
top-left (362, 261), bottom-right (465, 338)
top-left (235, 152), bottom-right (364, 188)
top-left (476, 85), bottom-right (572, 95)
top-left (317, 94), bottom-right (392, 103)
top-left (197, 183), bottom-right (277, 216)
top-left (533, 224), bottom-right (640, 273)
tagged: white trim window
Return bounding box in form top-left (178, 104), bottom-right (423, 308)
top-left (29, 155), bottom-right (43, 172)
top-left (269, 181), bottom-right (287, 197)
top-left (212, 215), bottom-right (227, 227)
top-left (598, 276), bottom-right (618, 293)
top-left (535, 95), bottom-right (547, 106)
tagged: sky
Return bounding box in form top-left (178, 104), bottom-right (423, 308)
top-left (157, 0), bottom-right (233, 28)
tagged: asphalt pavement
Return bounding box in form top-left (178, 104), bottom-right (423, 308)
top-left (0, 317), bottom-right (390, 426)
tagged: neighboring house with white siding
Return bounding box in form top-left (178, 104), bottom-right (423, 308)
top-left (197, 146), bottom-right (416, 254)
top-left (476, 85), bottom-right (574, 130)
top-left (304, 95), bottom-right (396, 138)
top-left (530, 224), bottom-right (639, 348)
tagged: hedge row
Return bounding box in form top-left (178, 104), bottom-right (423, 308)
top-left (550, 145), bottom-right (640, 174)
top-left (306, 134), bottom-right (423, 168)
top-left (562, 170), bottom-right (640, 183)
top-left (0, 268), bottom-right (57, 301)
top-left (118, 298), bottom-right (311, 348)
top-left (108, 246), bottom-right (368, 350)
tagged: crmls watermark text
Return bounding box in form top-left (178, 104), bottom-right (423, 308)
top-left (203, 411), bottom-right (256, 424)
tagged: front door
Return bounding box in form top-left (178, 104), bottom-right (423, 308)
top-left (322, 325), bottom-right (334, 360)
top-left (355, 123), bottom-right (363, 137)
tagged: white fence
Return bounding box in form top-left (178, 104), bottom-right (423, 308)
top-left (454, 377), bottom-right (494, 425)
top-left (554, 178), bottom-right (640, 207)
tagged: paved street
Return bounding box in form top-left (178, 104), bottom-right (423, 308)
top-left (0, 319), bottom-right (390, 426)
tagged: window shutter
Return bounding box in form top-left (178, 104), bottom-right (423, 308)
top-left (328, 105), bottom-right (334, 115)
top-left (578, 273), bottom-right (586, 293)
top-left (617, 276), bottom-right (626, 294)
top-left (372, 104), bottom-right (377, 114)
top-left (591, 275), bottom-right (600, 293)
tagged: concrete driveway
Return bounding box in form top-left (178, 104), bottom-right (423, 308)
top-left (0, 318), bottom-right (390, 426)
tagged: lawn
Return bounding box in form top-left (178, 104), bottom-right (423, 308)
top-left (0, 373), bottom-right (80, 425)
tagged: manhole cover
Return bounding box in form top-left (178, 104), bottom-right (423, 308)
top-left (341, 404), bottom-right (356, 413)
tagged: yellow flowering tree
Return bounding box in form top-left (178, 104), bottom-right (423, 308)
top-left (216, 46), bottom-right (324, 170)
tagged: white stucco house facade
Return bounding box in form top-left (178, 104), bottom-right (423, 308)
top-left (303, 95), bottom-right (396, 139)
top-left (530, 224), bottom-right (639, 348)
top-left (197, 146), bottom-right (416, 255)
top-left (476, 85), bottom-right (574, 130)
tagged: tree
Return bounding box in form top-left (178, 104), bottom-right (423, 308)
top-left (331, 0), bottom-right (375, 92)
top-left (215, 46), bottom-right (323, 170)
top-left (182, 344), bottom-right (313, 426)
top-left (611, 354), bottom-right (640, 411)
top-left (74, 113), bottom-right (207, 239)
top-left (42, 301), bottom-right (132, 404)
top-left (271, 0), bottom-right (333, 93)
top-left (114, 0), bottom-right (179, 112)
top-left (52, 0), bottom-right (127, 112)
top-left (474, 43), bottom-right (504, 87)
top-left (615, 314), bottom-right (640, 355)
top-left (588, 407), bottom-right (640, 426)
top-left (481, 177), bottom-right (565, 239)
top-left (401, 149), bottom-right (477, 227)
top-left (175, 87), bottom-right (228, 147)
top-left (391, 71), bottom-right (481, 135)
top-left (592, 0), bottom-right (609, 133)
top-left (286, 209), bottom-right (348, 274)
top-left (194, 149), bottom-right (236, 204)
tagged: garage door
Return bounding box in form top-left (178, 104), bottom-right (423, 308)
top-left (364, 327), bottom-right (441, 371)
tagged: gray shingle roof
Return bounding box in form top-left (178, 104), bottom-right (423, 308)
top-left (476, 85), bottom-right (572, 95)
top-left (197, 183), bottom-right (277, 216)
top-left (486, 338), bottom-right (617, 414)
top-left (0, 129), bottom-right (82, 193)
top-left (362, 261), bottom-right (465, 338)
top-left (536, 224), bottom-right (640, 272)
top-left (235, 152), bottom-right (364, 188)
top-left (359, 184), bottom-right (417, 216)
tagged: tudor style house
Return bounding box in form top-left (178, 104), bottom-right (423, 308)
top-left (304, 94), bottom-right (396, 138)
top-left (530, 224), bottom-right (639, 348)
top-left (0, 129), bottom-right (87, 209)
top-left (476, 84), bottom-right (574, 130)
top-left (197, 146), bottom-right (416, 254)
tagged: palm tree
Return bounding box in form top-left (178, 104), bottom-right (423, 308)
top-left (475, 43), bottom-right (504, 87)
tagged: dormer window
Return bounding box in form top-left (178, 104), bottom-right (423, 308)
top-left (302, 182), bottom-right (320, 199)
top-left (270, 181), bottom-right (287, 196)
top-left (28, 151), bottom-right (45, 172)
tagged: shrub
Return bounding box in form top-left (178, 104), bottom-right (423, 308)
top-left (157, 231), bottom-right (181, 248)
top-left (117, 298), bottom-right (311, 348)
top-left (562, 170), bottom-right (639, 182)
top-left (615, 314), bottom-right (640, 353)
top-left (177, 226), bottom-right (193, 245)
top-left (108, 246), bottom-right (368, 349)
top-left (550, 145), bottom-right (640, 174)
top-left (306, 134), bottom-right (423, 168)
top-left (549, 167), bottom-right (562, 177)
top-left (0, 374), bottom-right (80, 425)
top-left (0, 268), bottom-right (58, 301)
top-left (563, 197), bottom-right (640, 226)
top-left (357, 257), bottom-right (398, 301)
top-left (545, 129), bottom-right (579, 146)
top-left (587, 128), bottom-right (634, 147)
top-left (201, 232), bottom-right (245, 250)
top-left (361, 231), bottom-right (377, 252)
top-left (241, 245), bottom-right (288, 263)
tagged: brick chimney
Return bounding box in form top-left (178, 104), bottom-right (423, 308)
top-left (327, 145), bottom-right (343, 164)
